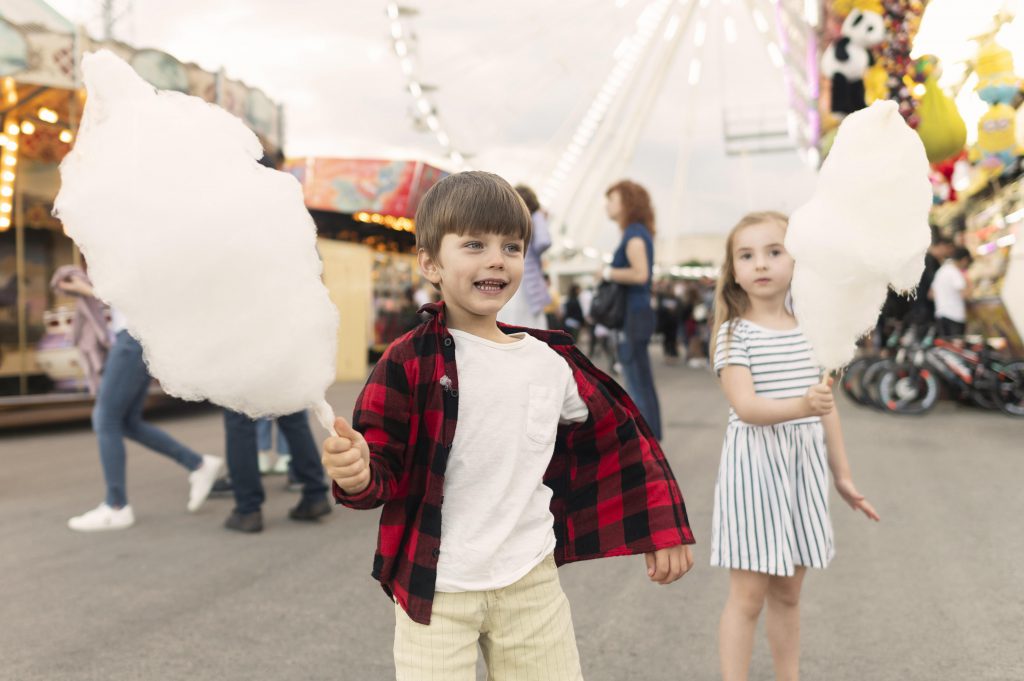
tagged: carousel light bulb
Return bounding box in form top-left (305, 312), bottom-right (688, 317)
top-left (1, 186), bottom-right (12, 197)
top-left (20, 121), bottom-right (34, 135)
top-left (5, 141), bottom-right (16, 152)
top-left (3, 156), bottom-right (16, 166)
top-left (6, 124), bottom-right (18, 136)
top-left (38, 107), bottom-right (59, 124)
top-left (59, 130), bottom-right (73, 143)
top-left (1, 171), bottom-right (13, 182)
top-left (1, 202), bottom-right (11, 213)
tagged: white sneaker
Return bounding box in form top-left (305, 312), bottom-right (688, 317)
top-left (258, 451), bottom-right (276, 475)
top-left (271, 454), bottom-right (291, 475)
top-left (68, 503), bottom-right (135, 532)
top-left (187, 455), bottom-right (225, 512)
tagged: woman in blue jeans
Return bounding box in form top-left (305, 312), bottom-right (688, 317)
top-left (601, 180), bottom-right (662, 440)
top-left (61, 278), bottom-right (223, 531)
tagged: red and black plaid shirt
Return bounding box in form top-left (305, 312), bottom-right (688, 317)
top-left (335, 303), bottom-right (694, 625)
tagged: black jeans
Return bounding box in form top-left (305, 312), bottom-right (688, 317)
top-left (224, 409), bottom-right (328, 514)
top-left (937, 317), bottom-right (965, 339)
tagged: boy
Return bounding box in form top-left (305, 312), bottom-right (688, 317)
top-left (322, 171), bottom-right (695, 679)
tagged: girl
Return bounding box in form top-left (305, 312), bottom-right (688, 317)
top-left (710, 211), bottom-right (879, 681)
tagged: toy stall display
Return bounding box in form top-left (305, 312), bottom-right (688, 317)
top-left (876, 0), bottom-right (931, 128)
top-left (961, 178), bottom-right (1024, 353)
top-left (818, 0), bottom-right (932, 157)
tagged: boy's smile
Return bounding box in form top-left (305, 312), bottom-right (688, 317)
top-left (418, 231), bottom-right (525, 335)
top-left (473, 277), bottom-right (510, 295)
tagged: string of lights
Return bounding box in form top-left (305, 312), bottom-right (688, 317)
top-left (385, 2), bottom-right (468, 170)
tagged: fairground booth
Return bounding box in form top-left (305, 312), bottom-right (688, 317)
top-left (0, 4), bottom-right (283, 422)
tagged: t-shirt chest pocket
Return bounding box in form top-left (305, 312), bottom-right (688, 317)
top-left (525, 384), bottom-right (560, 446)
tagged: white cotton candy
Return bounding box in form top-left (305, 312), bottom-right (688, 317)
top-left (54, 50), bottom-right (339, 427)
top-left (785, 100), bottom-right (932, 369)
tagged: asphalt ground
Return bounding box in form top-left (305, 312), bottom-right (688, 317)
top-left (3, 357), bottom-right (1022, 680)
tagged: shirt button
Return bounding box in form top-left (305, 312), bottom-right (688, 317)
top-left (432, 548), bottom-right (440, 558)
top-left (443, 337), bottom-right (452, 346)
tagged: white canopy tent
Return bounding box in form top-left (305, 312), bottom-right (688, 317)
top-left (41, 0), bottom-right (821, 265)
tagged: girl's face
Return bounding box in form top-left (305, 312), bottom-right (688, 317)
top-left (731, 220), bottom-right (794, 301)
top-left (605, 191), bottom-right (624, 224)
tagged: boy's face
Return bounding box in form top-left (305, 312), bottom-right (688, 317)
top-left (418, 231), bottom-right (525, 323)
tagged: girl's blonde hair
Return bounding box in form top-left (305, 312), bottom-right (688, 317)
top-left (710, 211), bottom-right (790, 359)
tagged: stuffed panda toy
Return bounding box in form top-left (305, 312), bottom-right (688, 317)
top-left (821, 9), bottom-right (886, 116)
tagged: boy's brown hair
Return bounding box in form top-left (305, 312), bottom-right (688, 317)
top-left (415, 171), bottom-right (532, 260)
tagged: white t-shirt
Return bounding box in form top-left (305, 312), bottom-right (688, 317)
top-left (932, 261), bottom-right (967, 323)
top-left (435, 329), bottom-right (589, 593)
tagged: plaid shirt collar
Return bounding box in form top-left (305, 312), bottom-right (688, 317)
top-left (336, 301), bottom-right (693, 625)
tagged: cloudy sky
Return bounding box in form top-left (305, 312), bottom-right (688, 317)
top-left (43, 0), bottom-right (819, 253)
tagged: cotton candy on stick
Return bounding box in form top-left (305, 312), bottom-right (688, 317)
top-left (54, 50), bottom-right (340, 431)
top-left (785, 100), bottom-right (933, 371)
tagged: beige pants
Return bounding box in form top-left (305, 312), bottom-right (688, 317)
top-left (394, 554), bottom-right (583, 680)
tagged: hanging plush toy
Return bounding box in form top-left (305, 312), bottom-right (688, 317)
top-left (914, 55), bottom-right (967, 164)
top-left (822, 0), bottom-right (887, 116)
top-left (971, 41), bottom-right (1023, 176)
top-left (930, 150), bottom-right (968, 204)
top-left (975, 41), bottom-right (1020, 106)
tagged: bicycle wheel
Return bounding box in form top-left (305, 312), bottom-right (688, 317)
top-left (860, 358), bottom-right (893, 411)
top-left (878, 363), bottom-right (940, 415)
top-left (971, 368), bottom-right (1002, 410)
top-left (993, 361), bottom-right (1024, 416)
top-left (841, 357), bottom-right (873, 406)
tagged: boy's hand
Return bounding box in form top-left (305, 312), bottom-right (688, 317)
top-left (645, 545), bottom-right (694, 585)
top-left (803, 379), bottom-right (835, 417)
top-left (322, 417), bottom-right (371, 495)
top-left (835, 477), bottom-right (880, 521)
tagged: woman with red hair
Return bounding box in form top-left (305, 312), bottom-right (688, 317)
top-left (602, 180), bottom-right (661, 439)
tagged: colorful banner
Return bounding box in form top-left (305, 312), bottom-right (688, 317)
top-left (285, 158), bottom-right (448, 218)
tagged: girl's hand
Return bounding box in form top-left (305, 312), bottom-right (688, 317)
top-left (803, 381), bottom-right (835, 417)
top-left (835, 477), bottom-right (880, 521)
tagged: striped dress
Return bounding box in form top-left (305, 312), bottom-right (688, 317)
top-left (710, 319), bottom-right (835, 575)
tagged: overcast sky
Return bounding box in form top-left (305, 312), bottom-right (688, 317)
top-left (43, 0), bottom-right (819, 250)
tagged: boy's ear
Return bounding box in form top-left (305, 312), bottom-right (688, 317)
top-left (418, 248), bottom-right (442, 285)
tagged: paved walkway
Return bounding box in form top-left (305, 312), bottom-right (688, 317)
top-left (3, 360), bottom-right (1022, 680)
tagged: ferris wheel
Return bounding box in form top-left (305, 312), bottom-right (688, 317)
top-left (384, 0), bottom-right (821, 255)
